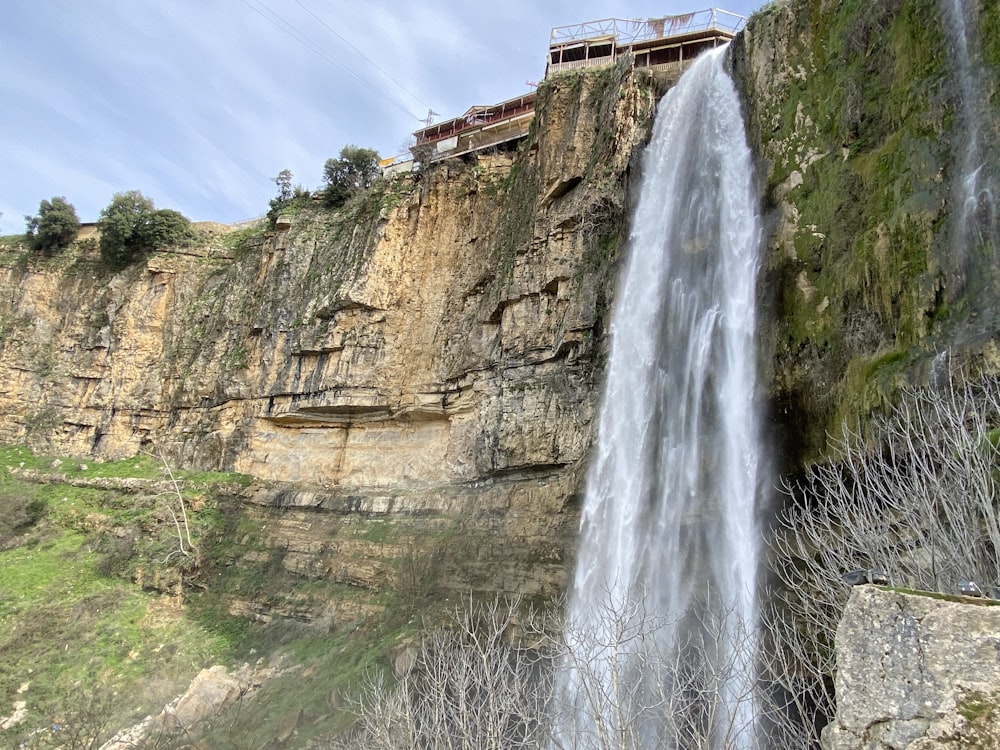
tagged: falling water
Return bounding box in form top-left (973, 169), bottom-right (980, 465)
top-left (555, 47), bottom-right (762, 749)
top-left (940, 0), bottom-right (998, 286)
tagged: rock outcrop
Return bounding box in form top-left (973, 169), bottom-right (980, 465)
top-left (733, 0), bottom-right (1000, 466)
top-left (98, 662), bottom-right (281, 749)
top-left (823, 586), bottom-right (1000, 750)
top-left (157, 666), bottom-right (247, 736)
top-left (0, 61), bottom-right (674, 614)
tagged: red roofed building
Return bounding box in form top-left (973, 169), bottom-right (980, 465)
top-left (410, 8), bottom-right (745, 166)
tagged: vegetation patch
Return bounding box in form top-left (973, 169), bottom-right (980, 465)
top-left (0, 444), bottom-right (417, 747)
top-left (958, 691), bottom-right (998, 723)
top-left (0, 445), bottom-right (262, 745)
top-left (744, 0), bottom-right (966, 460)
top-left (223, 221), bottom-right (269, 258)
top-left (0, 526), bottom-right (231, 748)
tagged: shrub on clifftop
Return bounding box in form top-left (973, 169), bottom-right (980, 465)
top-left (266, 169), bottom-right (311, 226)
top-left (25, 196), bottom-right (80, 255)
top-left (322, 145), bottom-right (380, 208)
top-left (97, 190), bottom-right (193, 269)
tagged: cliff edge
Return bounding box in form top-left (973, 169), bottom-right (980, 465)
top-left (0, 61), bottom-right (673, 612)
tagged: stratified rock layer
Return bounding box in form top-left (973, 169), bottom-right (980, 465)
top-left (2, 0), bottom-right (999, 622)
top-left (0, 62), bottom-right (671, 611)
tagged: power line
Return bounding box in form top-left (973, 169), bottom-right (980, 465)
top-left (291, 0), bottom-right (435, 114)
top-left (237, 0), bottom-right (379, 95)
top-left (236, 0), bottom-right (424, 122)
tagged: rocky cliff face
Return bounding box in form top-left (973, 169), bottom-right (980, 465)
top-left (0, 61), bottom-right (673, 614)
top-left (1, 0), bottom-right (998, 633)
top-left (823, 586), bottom-right (1000, 750)
top-left (5, 3), bottom-right (1000, 748)
top-left (734, 0), bottom-right (1000, 466)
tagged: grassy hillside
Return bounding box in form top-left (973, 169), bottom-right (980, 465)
top-left (0, 446), bottom-right (419, 748)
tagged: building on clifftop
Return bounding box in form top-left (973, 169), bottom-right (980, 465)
top-left (409, 8), bottom-right (745, 166)
top-left (545, 8), bottom-right (745, 77)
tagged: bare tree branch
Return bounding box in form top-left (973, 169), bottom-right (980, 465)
top-left (765, 369), bottom-right (1000, 746)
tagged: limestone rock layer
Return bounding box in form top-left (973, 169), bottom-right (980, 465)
top-left (824, 587), bottom-right (1000, 750)
top-left (0, 62), bottom-right (670, 604)
top-left (2, 0), bottom-right (999, 614)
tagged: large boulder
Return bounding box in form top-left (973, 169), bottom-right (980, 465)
top-left (823, 586), bottom-right (1000, 749)
top-left (156, 666), bottom-right (246, 736)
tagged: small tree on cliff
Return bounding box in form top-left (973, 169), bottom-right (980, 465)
top-left (266, 169), bottom-right (311, 225)
top-left (322, 145), bottom-right (380, 208)
top-left (97, 191), bottom-right (192, 269)
top-left (25, 196), bottom-right (80, 255)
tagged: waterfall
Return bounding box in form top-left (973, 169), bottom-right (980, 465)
top-left (555, 46), bottom-right (763, 749)
top-left (940, 0), bottom-right (998, 288)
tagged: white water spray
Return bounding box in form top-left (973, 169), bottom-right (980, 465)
top-left (556, 47), bottom-right (763, 749)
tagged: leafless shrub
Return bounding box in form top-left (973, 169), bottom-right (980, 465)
top-left (329, 594), bottom-right (555, 750)
top-left (766, 370), bottom-right (1000, 745)
top-left (12, 686), bottom-right (117, 750)
top-left (328, 592), bottom-right (815, 750)
top-left (554, 595), bottom-right (766, 750)
top-left (143, 448), bottom-right (195, 563)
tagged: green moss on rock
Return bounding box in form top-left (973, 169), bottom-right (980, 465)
top-left (736, 0), bottom-right (985, 462)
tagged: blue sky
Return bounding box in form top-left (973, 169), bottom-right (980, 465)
top-left (0, 1), bottom-right (764, 233)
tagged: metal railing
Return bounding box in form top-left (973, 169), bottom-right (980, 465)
top-left (546, 57), bottom-right (615, 74)
top-left (230, 215), bottom-right (266, 228)
top-left (380, 153), bottom-right (413, 168)
top-left (380, 154), bottom-right (415, 175)
top-left (549, 8), bottom-right (746, 46)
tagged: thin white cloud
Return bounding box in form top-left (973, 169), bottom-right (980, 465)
top-left (0, 0), bottom-right (763, 234)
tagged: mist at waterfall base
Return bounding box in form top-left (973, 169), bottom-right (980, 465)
top-left (552, 47), bottom-right (764, 748)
